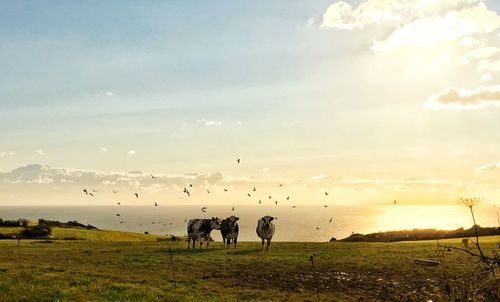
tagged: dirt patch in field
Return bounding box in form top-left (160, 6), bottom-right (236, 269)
top-left (205, 263), bottom-right (442, 300)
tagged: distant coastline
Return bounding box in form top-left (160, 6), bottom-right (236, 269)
top-left (335, 225), bottom-right (500, 242)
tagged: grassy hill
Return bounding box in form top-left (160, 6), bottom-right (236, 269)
top-left (0, 228), bottom-right (498, 301)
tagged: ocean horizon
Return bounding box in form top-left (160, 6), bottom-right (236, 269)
top-left (0, 204), bottom-right (497, 242)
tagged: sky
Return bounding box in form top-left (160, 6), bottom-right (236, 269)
top-left (1, 0), bottom-right (500, 206)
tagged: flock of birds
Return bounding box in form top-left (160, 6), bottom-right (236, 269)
top-left (80, 158), bottom-right (400, 234)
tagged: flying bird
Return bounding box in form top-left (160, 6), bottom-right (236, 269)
top-left (83, 189), bottom-right (88, 195)
top-left (325, 192), bottom-right (328, 196)
top-left (115, 213), bottom-right (120, 217)
top-left (237, 158), bottom-right (240, 164)
top-left (268, 195), bottom-right (272, 199)
top-left (253, 187), bottom-right (256, 192)
top-left (112, 190), bottom-right (118, 194)
top-left (286, 196), bottom-right (290, 200)
top-left (154, 202), bottom-right (158, 207)
top-left (258, 200), bottom-right (262, 204)
top-left (275, 200), bottom-right (278, 205)
top-left (117, 202), bottom-right (121, 205)
top-left (224, 189), bottom-right (228, 192)
top-left (394, 200), bottom-right (397, 205)
top-left (279, 184), bottom-right (283, 187)
top-left (247, 193), bottom-right (251, 197)
top-left (134, 193), bottom-right (139, 198)
top-left (315, 227), bottom-right (320, 230)
top-left (201, 207), bottom-right (207, 213)
top-left (120, 221), bottom-right (123, 224)
top-left (89, 193), bottom-right (94, 197)
top-left (183, 187), bottom-right (190, 197)
top-left (206, 189), bottom-right (210, 194)
top-left (329, 217), bottom-right (333, 223)
top-left (232, 206), bottom-right (235, 211)
top-left (151, 174), bottom-right (158, 179)
top-left (324, 205), bottom-right (328, 208)
top-left (189, 184), bottom-right (193, 187)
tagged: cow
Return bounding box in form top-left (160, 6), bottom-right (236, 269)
top-left (187, 217), bottom-right (222, 249)
top-left (220, 216), bottom-right (239, 248)
top-left (256, 216), bottom-right (276, 250)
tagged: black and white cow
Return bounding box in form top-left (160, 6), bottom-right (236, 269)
top-left (220, 216), bottom-right (239, 248)
top-left (256, 216), bottom-right (276, 250)
top-left (187, 217), bottom-right (222, 249)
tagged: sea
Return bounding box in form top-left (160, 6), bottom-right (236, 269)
top-left (0, 205), bottom-right (497, 242)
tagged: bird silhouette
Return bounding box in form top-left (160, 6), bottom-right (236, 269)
top-left (292, 206), bottom-right (296, 208)
top-left (224, 189), bottom-right (228, 192)
top-left (247, 193), bottom-right (251, 197)
top-left (275, 200), bottom-right (278, 205)
top-left (315, 227), bottom-right (320, 230)
top-left (83, 189), bottom-right (88, 195)
top-left (253, 187), bottom-right (256, 192)
top-left (394, 200), bottom-right (397, 205)
top-left (89, 193), bottom-right (94, 197)
top-left (325, 192), bottom-right (328, 196)
top-left (201, 207), bottom-right (207, 212)
top-left (232, 206), bottom-right (235, 211)
top-left (237, 158), bottom-right (240, 164)
top-left (287, 196), bottom-right (290, 200)
top-left (268, 195), bottom-right (272, 199)
top-left (117, 202), bottom-right (121, 205)
top-left (112, 190), bottom-right (118, 194)
top-left (206, 189), bottom-right (210, 194)
top-left (279, 184), bottom-right (283, 187)
top-left (183, 187), bottom-right (190, 197)
top-left (120, 221), bottom-right (124, 224)
top-left (329, 217), bottom-right (333, 223)
top-left (134, 193), bottom-right (139, 198)
top-left (258, 200), bottom-right (262, 204)
top-left (154, 202), bottom-right (158, 207)
top-left (324, 205), bottom-right (328, 207)
top-left (115, 213), bottom-right (120, 216)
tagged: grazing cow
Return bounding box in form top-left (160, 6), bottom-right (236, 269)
top-left (256, 216), bottom-right (276, 250)
top-left (187, 217), bottom-right (222, 249)
top-left (220, 216), bottom-right (239, 248)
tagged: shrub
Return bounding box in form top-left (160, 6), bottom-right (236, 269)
top-left (20, 224), bottom-right (52, 239)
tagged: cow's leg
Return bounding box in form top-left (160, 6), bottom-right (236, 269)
top-left (234, 237), bottom-right (237, 248)
top-left (206, 240), bottom-right (210, 249)
top-left (187, 237), bottom-right (191, 249)
top-left (192, 238), bottom-right (196, 249)
top-left (267, 239), bottom-right (271, 250)
top-left (261, 238), bottom-right (265, 250)
top-left (199, 240), bottom-right (203, 249)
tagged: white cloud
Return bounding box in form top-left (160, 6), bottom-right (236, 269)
top-left (0, 151), bottom-right (15, 157)
top-left (321, 0), bottom-right (482, 30)
top-left (423, 85), bottom-right (500, 110)
top-left (477, 58), bottom-right (500, 71)
top-left (35, 149), bottom-right (44, 155)
top-left (461, 47), bottom-right (500, 64)
top-left (475, 162), bottom-right (500, 171)
top-left (127, 150), bottom-right (136, 157)
top-left (99, 147), bottom-right (108, 153)
top-left (205, 120), bottom-right (222, 126)
top-left (105, 91), bottom-right (116, 96)
top-left (481, 73), bottom-right (492, 81)
top-left (372, 4), bottom-right (500, 52)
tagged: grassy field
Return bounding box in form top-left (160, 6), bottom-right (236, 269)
top-left (0, 228), bottom-right (498, 301)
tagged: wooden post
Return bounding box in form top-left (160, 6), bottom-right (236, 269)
top-left (168, 247), bottom-right (177, 289)
top-left (310, 255), bottom-right (320, 302)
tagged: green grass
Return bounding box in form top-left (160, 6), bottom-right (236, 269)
top-left (0, 230), bottom-right (498, 301)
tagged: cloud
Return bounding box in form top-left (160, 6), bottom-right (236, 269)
top-left (481, 73), bottom-right (492, 81)
top-left (461, 47), bottom-right (500, 64)
top-left (321, 1), bottom-right (500, 53)
top-left (423, 85), bottom-right (500, 110)
top-left (99, 147), bottom-right (108, 153)
top-left (35, 149), bottom-right (44, 155)
top-left (205, 120), bottom-right (222, 126)
top-left (105, 91), bottom-right (116, 96)
top-left (127, 150), bottom-right (136, 157)
top-left (321, 0), bottom-right (482, 30)
top-left (371, 4), bottom-right (500, 52)
top-left (475, 162), bottom-right (500, 171)
top-left (477, 59), bottom-right (500, 71)
top-left (0, 151), bottom-right (15, 157)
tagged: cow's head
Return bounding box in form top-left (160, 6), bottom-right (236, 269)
top-left (227, 215), bottom-right (239, 228)
top-left (210, 217), bottom-right (222, 230)
top-left (260, 216), bottom-right (275, 229)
